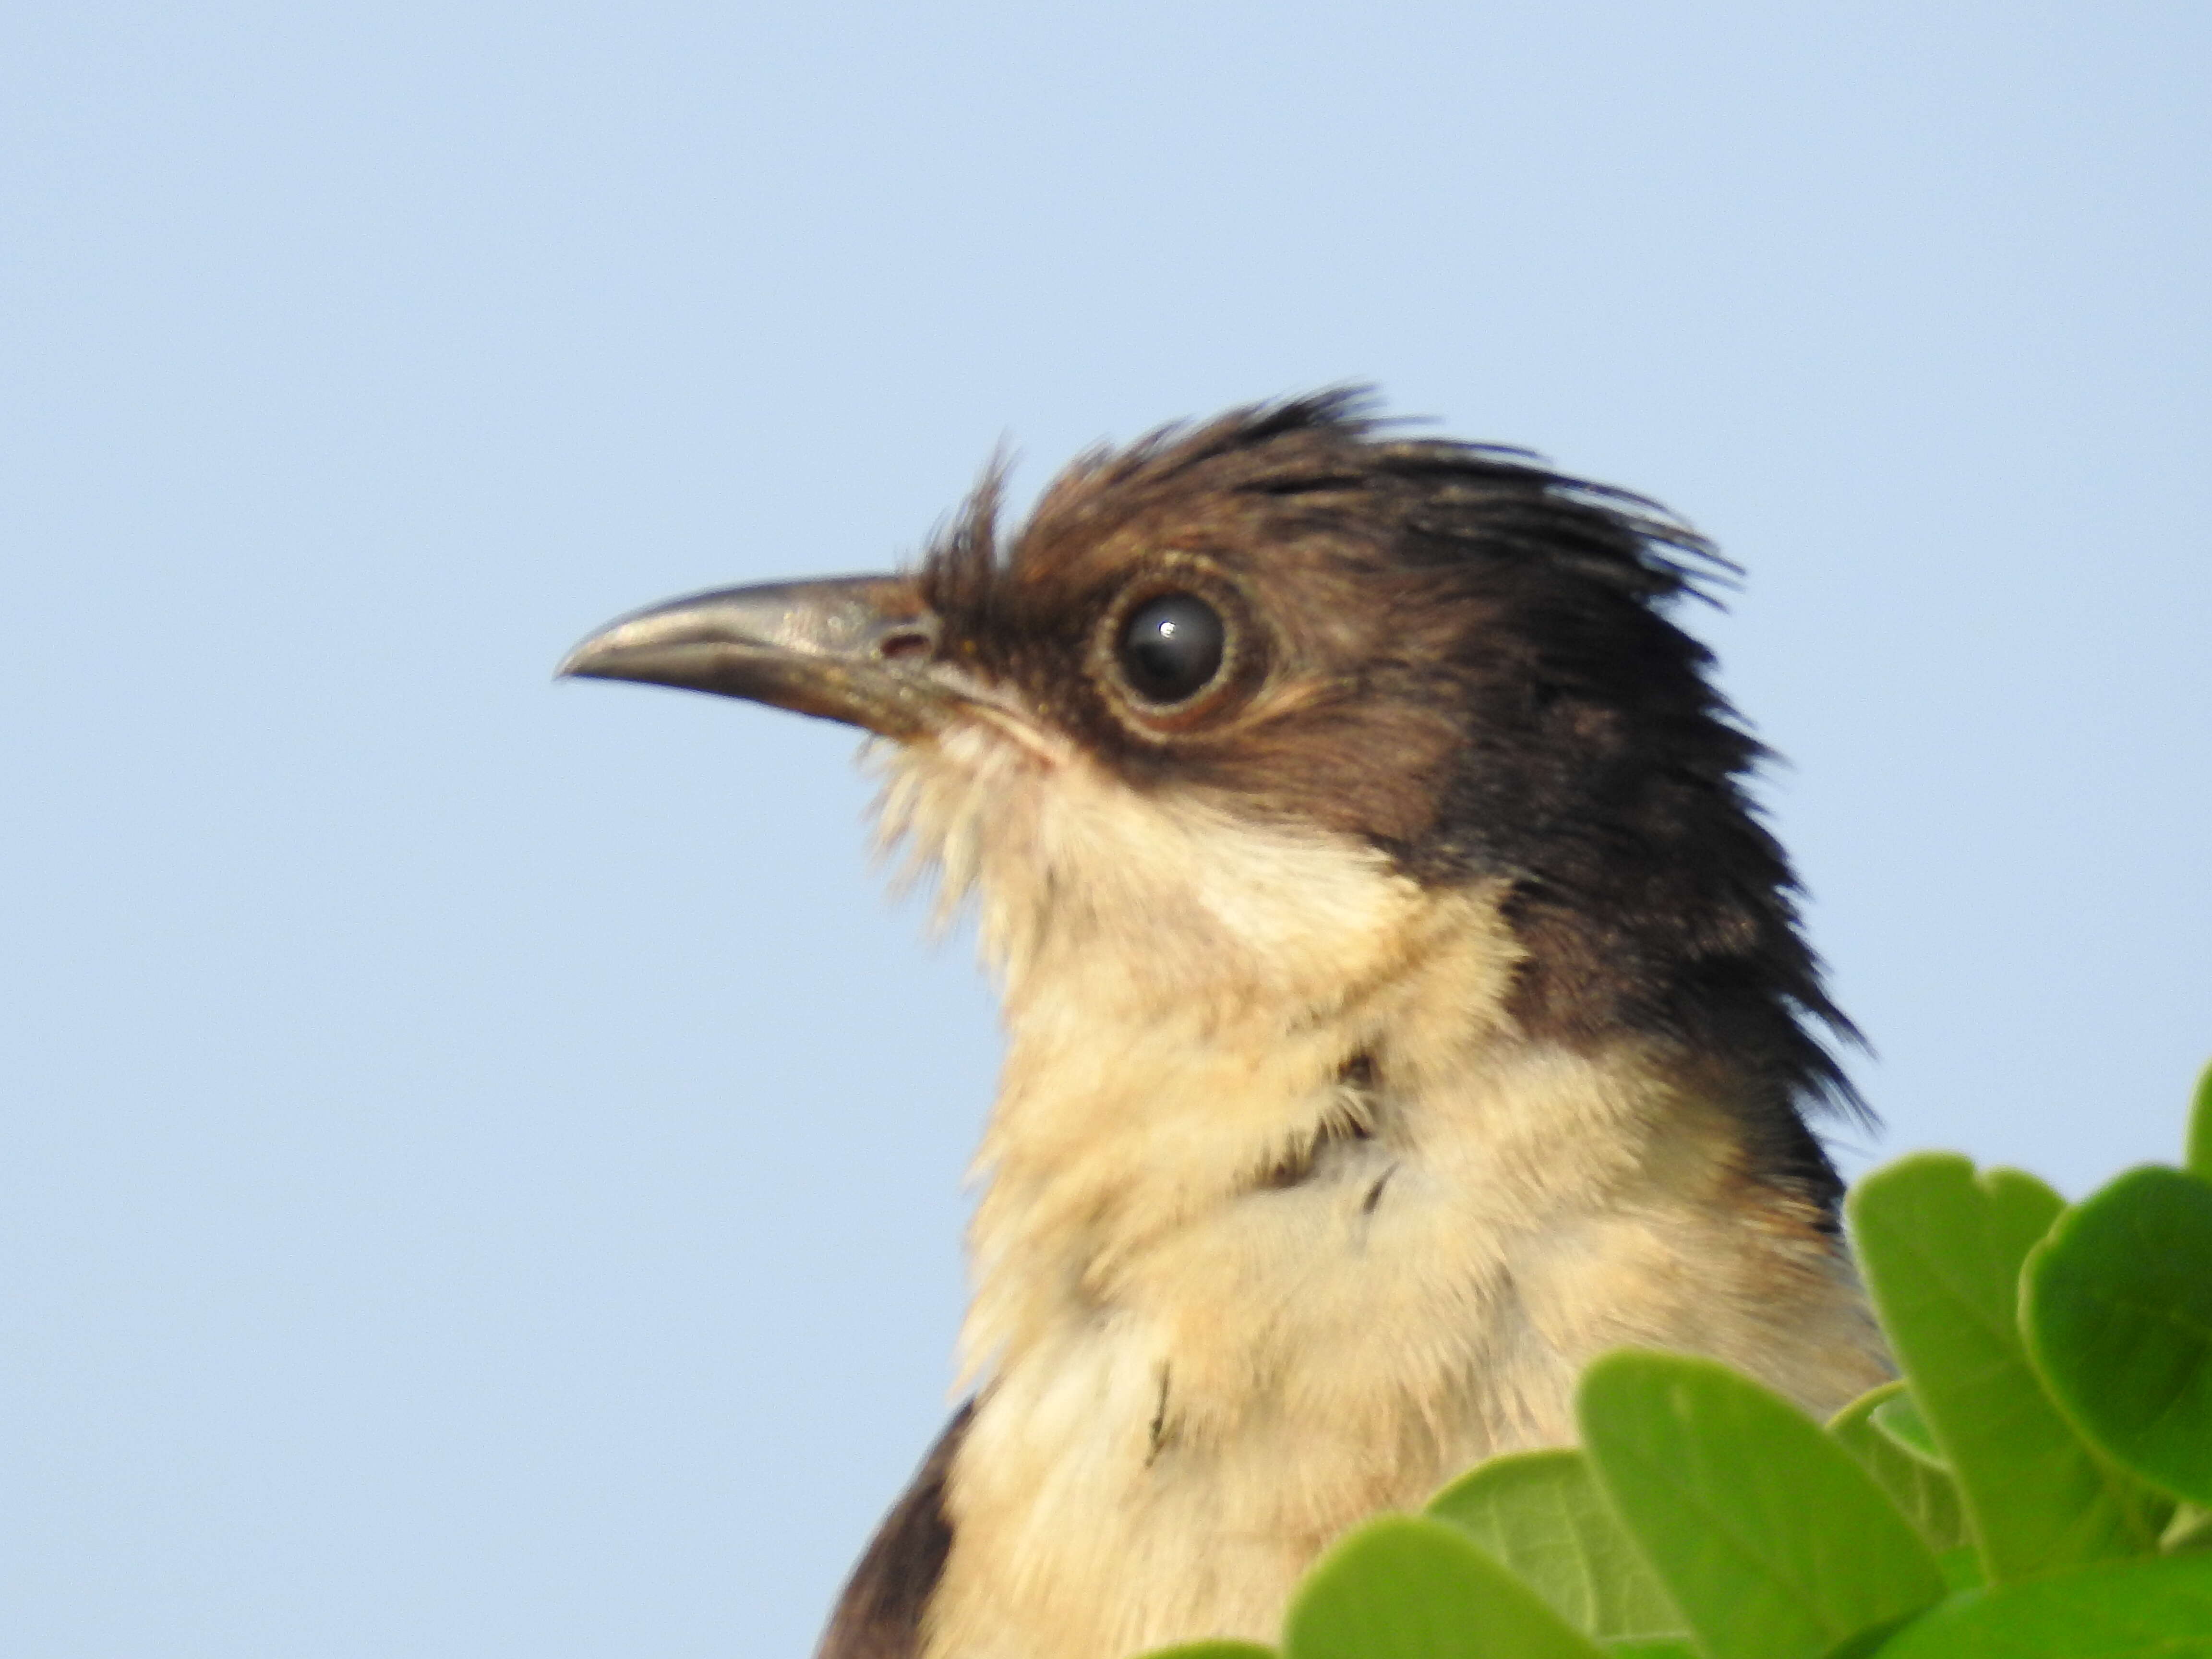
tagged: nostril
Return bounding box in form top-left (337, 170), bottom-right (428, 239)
top-left (874, 624), bottom-right (938, 663)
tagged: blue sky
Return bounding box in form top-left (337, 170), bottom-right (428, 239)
top-left (5, 4), bottom-right (2208, 1655)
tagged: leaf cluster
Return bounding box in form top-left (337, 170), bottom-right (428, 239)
top-left (1139, 1062), bottom-right (2212, 1659)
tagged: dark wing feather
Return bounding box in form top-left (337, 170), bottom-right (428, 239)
top-left (813, 1404), bottom-right (972, 1659)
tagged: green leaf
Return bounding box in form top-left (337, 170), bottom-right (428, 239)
top-left (1603, 1643), bottom-right (1697, 1658)
top-left (1427, 1449), bottom-right (1682, 1639)
top-left (1848, 1154), bottom-right (2165, 1579)
top-left (1139, 1646), bottom-right (1276, 1659)
top-left (1934, 1547), bottom-right (1983, 1591)
top-left (1868, 1394), bottom-right (1944, 1468)
top-left (1829, 1382), bottom-right (1969, 1553)
top-left (2024, 1165), bottom-right (2212, 1507)
top-left (2166, 1503), bottom-right (2212, 1554)
top-left (1874, 1551), bottom-right (2212, 1658)
top-left (2187, 1059), bottom-right (2212, 1182)
top-left (1284, 1515), bottom-right (1605, 1659)
top-left (1978, 1165), bottom-right (2068, 1260)
top-left (1818, 1615), bottom-right (1918, 1659)
top-left (1577, 1351), bottom-right (1943, 1659)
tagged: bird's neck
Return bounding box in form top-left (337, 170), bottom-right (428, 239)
top-left (919, 794), bottom-right (1886, 1659)
top-left (929, 867), bottom-right (1883, 1659)
top-left (960, 865), bottom-right (1865, 1395)
top-left (920, 750), bottom-right (1873, 1399)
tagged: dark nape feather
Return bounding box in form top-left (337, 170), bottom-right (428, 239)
top-left (814, 1405), bottom-right (973, 1659)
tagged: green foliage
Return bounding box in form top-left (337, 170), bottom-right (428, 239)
top-left (2188, 1059), bottom-right (2212, 1182)
top-left (1827, 1383), bottom-right (1967, 1556)
top-left (1873, 1554), bottom-right (2212, 1658)
top-left (1576, 1352), bottom-right (1942, 1659)
top-left (1426, 1449), bottom-right (1678, 1639)
top-left (2025, 1166), bottom-right (2212, 1507)
top-left (1134, 1061), bottom-right (2212, 1659)
top-left (1864, 1391), bottom-right (1939, 1467)
top-left (1282, 1516), bottom-right (1602, 1659)
top-left (1849, 1155), bottom-right (2163, 1578)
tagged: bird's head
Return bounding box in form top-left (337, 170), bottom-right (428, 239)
top-left (562, 392), bottom-right (1859, 1156)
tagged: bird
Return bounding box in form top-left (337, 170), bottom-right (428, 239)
top-left (558, 392), bottom-right (1891, 1659)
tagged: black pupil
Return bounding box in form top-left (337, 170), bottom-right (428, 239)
top-left (1118, 592), bottom-right (1226, 704)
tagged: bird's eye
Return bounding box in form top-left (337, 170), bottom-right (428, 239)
top-left (1117, 592), bottom-right (1226, 705)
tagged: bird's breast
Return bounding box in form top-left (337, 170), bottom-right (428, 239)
top-left (928, 1146), bottom-right (1531, 1659)
top-left (921, 1031), bottom-right (1888, 1659)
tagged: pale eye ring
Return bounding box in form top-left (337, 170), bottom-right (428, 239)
top-left (1117, 592), bottom-right (1226, 704)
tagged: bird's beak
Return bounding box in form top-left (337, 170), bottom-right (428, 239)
top-left (557, 574), bottom-right (956, 740)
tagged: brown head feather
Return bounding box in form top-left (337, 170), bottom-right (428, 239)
top-left (919, 390), bottom-right (1862, 1207)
